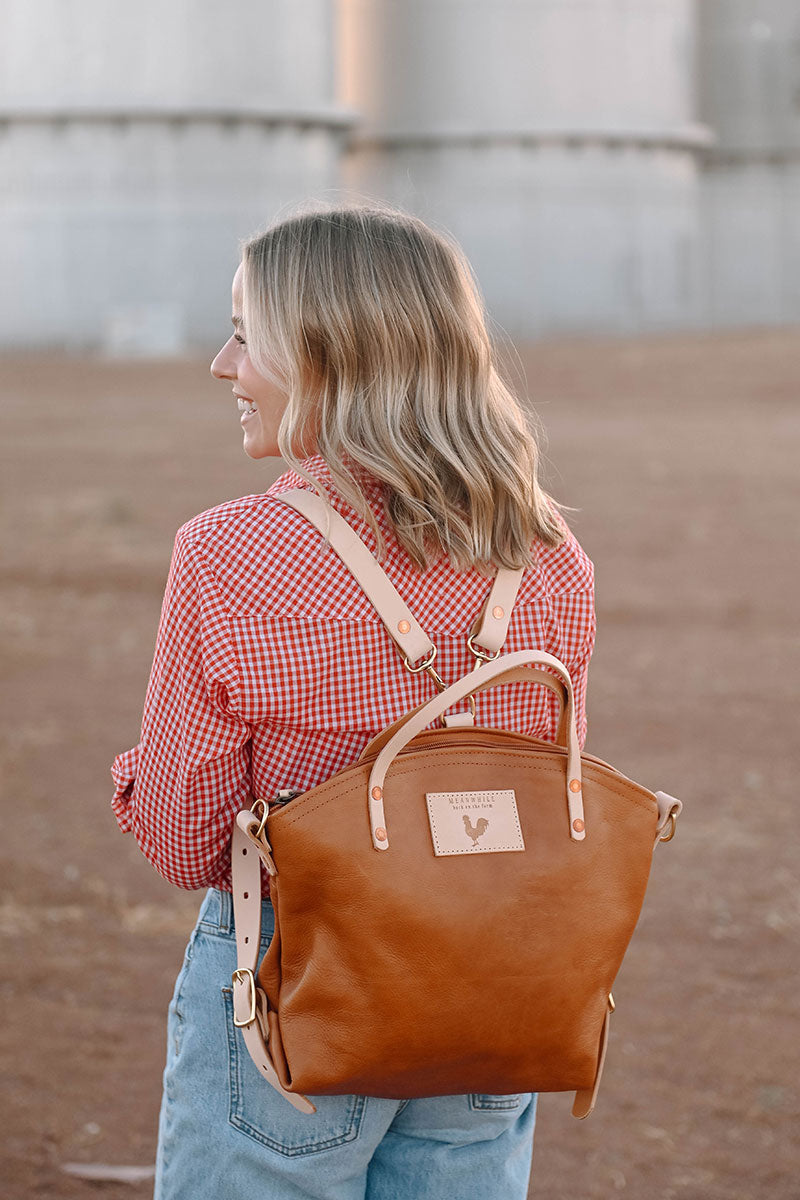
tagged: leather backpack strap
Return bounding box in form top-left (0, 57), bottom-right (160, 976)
top-left (230, 809), bottom-right (316, 1115)
top-left (467, 567), bottom-right (526, 656)
top-left (272, 487), bottom-right (525, 664)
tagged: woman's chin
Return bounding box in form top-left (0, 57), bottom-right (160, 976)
top-left (243, 431), bottom-right (278, 460)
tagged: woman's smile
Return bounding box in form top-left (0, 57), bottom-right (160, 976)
top-left (209, 263), bottom-right (290, 459)
top-left (235, 392), bottom-right (259, 425)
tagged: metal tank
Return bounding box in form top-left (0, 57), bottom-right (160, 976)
top-left (698, 0), bottom-right (800, 326)
top-left (0, 0), bottom-right (355, 352)
top-left (339, 0), bottom-right (710, 339)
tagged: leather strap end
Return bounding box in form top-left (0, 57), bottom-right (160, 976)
top-left (571, 1002), bottom-right (612, 1120)
top-left (231, 809), bottom-right (316, 1115)
top-left (654, 790), bottom-right (683, 845)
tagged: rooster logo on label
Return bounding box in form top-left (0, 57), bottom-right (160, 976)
top-left (462, 814), bottom-right (490, 846)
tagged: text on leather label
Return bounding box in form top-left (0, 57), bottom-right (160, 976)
top-left (425, 789), bottom-right (525, 856)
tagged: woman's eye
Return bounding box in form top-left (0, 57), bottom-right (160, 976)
top-left (234, 334), bottom-right (246, 346)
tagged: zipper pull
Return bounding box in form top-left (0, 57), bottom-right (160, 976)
top-left (269, 787), bottom-right (303, 812)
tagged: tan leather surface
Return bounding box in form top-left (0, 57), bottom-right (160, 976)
top-left (252, 733), bottom-right (660, 1100)
top-left (226, 489), bottom-right (683, 1118)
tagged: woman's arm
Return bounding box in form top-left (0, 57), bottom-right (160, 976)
top-left (110, 526), bottom-right (252, 889)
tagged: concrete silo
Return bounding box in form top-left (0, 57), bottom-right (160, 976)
top-left (1, 0), bottom-right (355, 352)
top-left (698, 0), bottom-right (800, 326)
top-left (339, 0), bottom-right (711, 339)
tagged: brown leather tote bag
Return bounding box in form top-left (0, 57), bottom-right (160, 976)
top-left (229, 490), bottom-right (682, 1119)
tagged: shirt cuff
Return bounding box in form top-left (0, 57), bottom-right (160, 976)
top-left (110, 744), bottom-right (139, 832)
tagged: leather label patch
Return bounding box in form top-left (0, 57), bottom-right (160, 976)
top-left (425, 789), bottom-right (525, 856)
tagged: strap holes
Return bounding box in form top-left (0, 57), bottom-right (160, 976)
top-left (244, 936), bottom-right (249, 944)
top-left (242, 848), bottom-right (247, 855)
top-left (243, 891), bottom-right (249, 899)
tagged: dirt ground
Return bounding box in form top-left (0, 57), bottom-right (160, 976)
top-left (1, 328), bottom-right (797, 1199)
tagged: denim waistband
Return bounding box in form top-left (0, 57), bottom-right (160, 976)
top-left (198, 886), bottom-right (273, 936)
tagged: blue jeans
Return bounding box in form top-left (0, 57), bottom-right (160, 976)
top-left (154, 888), bottom-right (537, 1199)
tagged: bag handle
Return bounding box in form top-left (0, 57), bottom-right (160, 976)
top-left (367, 648), bottom-right (585, 849)
top-left (357, 668), bottom-right (570, 761)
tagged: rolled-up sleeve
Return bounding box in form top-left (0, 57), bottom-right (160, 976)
top-left (110, 527), bottom-right (252, 889)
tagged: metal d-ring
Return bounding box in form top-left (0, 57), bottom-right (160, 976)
top-left (403, 643), bottom-right (438, 674)
top-left (249, 796), bottom-right (269, 840)
top-left (659, 809), bottom-right (679, 842)
top-left (466, 630), bottom-right (502, 666)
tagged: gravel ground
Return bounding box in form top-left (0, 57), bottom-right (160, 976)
top-left (0, 328), bottom-right (796, 1199)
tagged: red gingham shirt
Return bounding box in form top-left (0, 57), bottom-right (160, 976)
top-left (111, 454), bottom-right (596, 893)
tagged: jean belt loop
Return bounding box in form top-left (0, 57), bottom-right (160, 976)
top-left (218, 888), bottom-right (233, 934)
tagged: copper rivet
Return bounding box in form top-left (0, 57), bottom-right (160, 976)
top-left (398, 620), bottom-right (410, 633)
top-left (569, 779), bottom-right (582, 793)
top-left (376, 828), bottom-right (387, 841)
top-left (573, 818), bottom-right (585, 833)
top-left (492, 605), bottom-right (504, 619)
top-left (371, 786), bottom-right (382, 800)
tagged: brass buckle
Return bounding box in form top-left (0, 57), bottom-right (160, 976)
top-left (250, 797), bottom-right (269, 840)
top-left (245, 798), bottom-right (278, 876)
top-left (659, 808), bottom-right (679, 843)
top-left (231, 967), bottom-right (258, 1028)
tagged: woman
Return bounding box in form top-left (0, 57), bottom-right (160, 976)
top-left (110, 202), bottom-right (596, 1199)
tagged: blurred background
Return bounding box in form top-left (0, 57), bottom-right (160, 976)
top-left (1, 2), bottom-right (797, 1198)
top-left (6, 0), bottom-right (800, 350)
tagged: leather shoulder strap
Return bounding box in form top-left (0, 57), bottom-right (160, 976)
top-left (272, 488), bottom-right (525, 662)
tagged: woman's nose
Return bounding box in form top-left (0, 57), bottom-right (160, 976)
top-left (210, 339), bottom-right (236, 380)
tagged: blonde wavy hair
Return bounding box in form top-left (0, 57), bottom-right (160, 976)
top-left (240, 200), bottom-right (568, 577)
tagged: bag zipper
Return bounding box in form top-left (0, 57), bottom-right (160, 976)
top-left (268, 787), bottom-right (303, 812)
